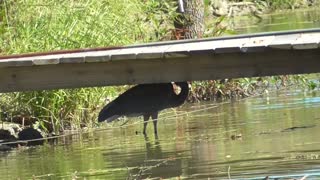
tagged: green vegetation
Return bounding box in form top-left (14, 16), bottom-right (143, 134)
top-left (188, 75), bottom-right (320, 102)
top-left (0, 0), bottom-right (178, 54)
top-left (0, 0), bottom-right (319, 134)
top-left (0, 87), bottom-right (122, 132)
top-left (0, 0), bottom-right (180, 133)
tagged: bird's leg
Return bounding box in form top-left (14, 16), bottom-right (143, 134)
top-left (151, 112), bottom-right (158, 135)
top-left (143, 114), bottom-right (150, 135)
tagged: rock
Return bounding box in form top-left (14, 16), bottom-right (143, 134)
top-left (210, 0), bottom-right (266, 17)
top-left (0, 129), bottom-right (18, 150)
top-left (18, 128), bottom-right (44, 146)
top-left (0, 129), bottom-right (16, 141)
top-left (210, 0), bottom-right (229, 16)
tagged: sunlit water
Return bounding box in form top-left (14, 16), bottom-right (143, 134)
top-left (230, 8), bottom-right (320, 34)
top-left (1, 89), bottom-right (320, 179)
top-left (1, 8), bottom-right (320, 180)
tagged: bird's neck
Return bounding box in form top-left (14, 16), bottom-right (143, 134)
top-left (173, 82), bottom-right (189, 106)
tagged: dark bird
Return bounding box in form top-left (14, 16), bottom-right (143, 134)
top-left (98, 82), bottom-right (189, 135)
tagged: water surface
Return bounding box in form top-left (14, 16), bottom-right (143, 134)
top-left (1, 89), bottom-right (320, 179)
top-left (230, 8), bottom-right (320, 34)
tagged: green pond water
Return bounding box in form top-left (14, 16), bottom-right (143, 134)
top-left (230, 8), bottom-right (320, 34)
top-left (2, 89), bottom-right (320, 179)
top-left (1, 8), bottom-right (320, 180)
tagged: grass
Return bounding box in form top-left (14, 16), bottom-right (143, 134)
top-left (2, 0), bottom-right (143, 54)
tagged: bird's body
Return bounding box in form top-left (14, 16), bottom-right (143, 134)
top-left (98, 82), bottom-right (189, 135)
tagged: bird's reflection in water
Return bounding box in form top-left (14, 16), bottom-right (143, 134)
top-left (144, 135), bottom-right (162, 159)
top-left (126, 135), bottom-right (183, 179)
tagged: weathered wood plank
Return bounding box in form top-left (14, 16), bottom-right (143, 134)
top-left (85, 55), bottom-right (111, 63)
top-left (269, 34), bottom-right (300, 49)
top-left (214, 38), bottom-right (249, 53)
top-left (0, 49), bottom-right (319, 92)
top-left (32, 58), bottom-right (59, 65)
top-left (0, 59), bottom-right (33, 68)
top-left (163, 43), bottom-right (190, 58)
top-left (84, 50), bottom-right (114, 63)
top-left (0, 28), bottom-right (320, 92)
top-left (291, 32), bottom-right (320, 49)
top-left (136, 45), bottom-right (167, 59)
top-left (241, 36), bottom-right (275, 52)
top-left (185, 41), bottom-right (220, 52)
top-left (110, 47), bottom-right (142, 60)
top-left (59, 54), bottom-right (85, 64)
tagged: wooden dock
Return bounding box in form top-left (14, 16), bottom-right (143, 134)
top-left (0, 28), bottom-right (320, 92)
